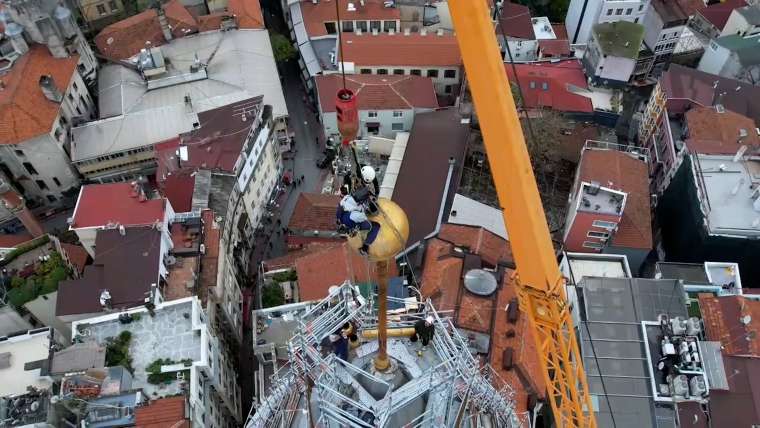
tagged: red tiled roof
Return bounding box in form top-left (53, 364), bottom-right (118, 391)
top-left (552, 23), bottom-right (568, 40)
top-left (505, 60), bottom-right (593, 113)
top-left (419, 224), bottom-right (544, 411)
top-left (71, 183), bottom-right (166, 229)
top-left (295, 242), bottom-right (396, 301)
top-left (264, 242), bottom-right (342, 271)
top-left (94, 0), bottom-right (198, 61)
top-left (685, 106), bottom-right (760, 155)
top-left (135, 396), bottom-right (189, 428)
top-left (161, 174), bottom-right (195, 213)
top-left (578, 149), bottom-right (652, 249)
top-left (288, 193), bottom-right (341, 231)
top-left (558, 122), bottom-right (601, 163)
top-left (709, 355), bottom-right (760, 427)
top-left (699, 0), bottom-right (748, 30)
top-left (0, 233), bottom-right (33, 249)
top-left (301, 0), bottom-right (400, 37)
top-left (498, 2), bottom-right (534, 40)
top-left (538, 39), bottom-right (572, 57)
top-left (315, 74), bottom-right (438, 112)
top-left (0, 46), bottom-right (79, 145)
top-left (60, 243), bottom-right (90, 274)
top-left (699, 294), bottom-right (760, 356)
top-left (227, 0), bottom-right (265, 29)
top-left (340, 33), bottom-right (461, 67)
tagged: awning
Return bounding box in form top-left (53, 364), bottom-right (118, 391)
top-left (366, 122), bottom-right (380, 127)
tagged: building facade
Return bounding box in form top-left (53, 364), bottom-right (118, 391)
top-left (583, 21), bottom-right (645, 86)
top-left (566, 0), bottom-right (649, 44)
top-left (698, 33), bottom-right (760, 83)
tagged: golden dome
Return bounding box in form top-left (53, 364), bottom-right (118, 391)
top-left (347, 198), bottom-right (409, 261)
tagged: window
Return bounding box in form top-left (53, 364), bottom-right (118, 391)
top-left (96, 4), bottom-right (106, 14)
top-left (383, 20), bottom-right (396, 32)
top-left (587, 231), bottom-right (609, 239)
top-left (80, 95), bottom-right (87, 106)
top-left (76, 106), bottom-right (82, 115)
top-left (626, 8), bottom-right (632, 15)
top-left (54, 127), bottom-right (63, 140)
top-left (59, 115), bottom-right (67, 126)
top-left (592, 220), bottom-right (617, 229)
top-left (67, 93), bottom-right (74, 102)
top-left (393, 111), bottom-right (403, 117)
top-left (14, 149), bottom-right (24, 157)
top-left (393, 69), bottom-right (404, 75)
top-left (52, 177), bottom-right (61, 186)
top-left (342, 21), bottom-right (353, 32)
top-left (634, 17), bottom-right (639, 23)
top-left (529, 81), bottom-right (536, 89)
top-left (377, 68), bottom-right (388, 75)
top-left (410, 69), bottom-right (421, 76)
top-left (582, 241), bottom-right (604, 249)
top-left (367, 111), bottom-right (378, 118)
top-left (324, 22), bottom-right (337, 34)
top-left (23, 162), bottom-right (38, 175)
top-left (370, 20), bottom-right (381, 31)
top-left (426, 69), bottom-right (439, 78)
top-left (367, 123), bottom-right (379, 134)
top-left (360, 68), bottom-right (372, 74)
top-left (356, 21), bottom-right (367, 32)
top-left (661, 34), bottom-right (666, 40)
top-left (445, 85), bottom-right (453, 94)
top-left (616, 8), bottom-right (623, 15)
top-left (541, 82), bottom-right (548, 90)
top-left (444, 69), bottom-right (457, 78)
top-left (108, 0), bottom-right (117, 11)
top-left (46, 195), bottom-right (57, 203)
top-left (639, 4), bottom-right (644, 11)
top-left (72, 81), bottom-right (78, 92)
top-left (606, 9), bottom-right (613, 16)
top-left (36, 180), bottom-right (48, 190)
top-left (391, 123), bottom-right (404, 131)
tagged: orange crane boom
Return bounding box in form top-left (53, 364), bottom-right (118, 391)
top-left (448, 2), bottom-right (597, 427)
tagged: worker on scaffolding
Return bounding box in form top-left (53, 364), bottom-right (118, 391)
top-left (336, 167), bottom-right (380, 255)
top-left (412, 316), bottom-right (435, 351)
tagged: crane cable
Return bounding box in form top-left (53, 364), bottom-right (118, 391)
top-left (334, 0), bottom-right (348, 90)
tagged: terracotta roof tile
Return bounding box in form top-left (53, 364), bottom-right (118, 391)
top-left (505, 60), bottom-right (593, 113)
top-left (419, 225), bottom-right (544, 411)
top-left (685, 106), bottom-right (760, 155)
top-left (294, 242), bottom-right (396, 301)
top-left (699, 0), bottom-right (748, 30)
top-left (698, 294), bottom-right (760, 356)
top-left (60, 243), bottom-right (90, 274)
top-left (498, 2), bottom-right (534, 40)
top-left (552, 23), bottom-right (568, 40)
top-left (227, 0), bottom-right (265, 29)
top-left (0, 46), bottom-right (79, 145)
top-left (288, 193), bottom-right (341, 231)
top-left (0, 233), bottom-right (33, 249)
top-left (340, 33), bottom-right (461, 67)
top-left (71, 183), bottom-right (166, 229)
top-left (301, 0), bottom-right (400, 37)
top-left (264, 242), bottom-right (342, 271)
top-left (316, 74), bottom-right (438, 112)
top-left (538, 39), bottom-right (572, 57)
top-left (134, 396), bottom-right (189, 428)
top-left (94, 0), bottom-right (198, 61)
top-left (578, 149), bottom-right (652, 249)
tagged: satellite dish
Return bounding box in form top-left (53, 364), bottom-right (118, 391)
top-left (464, 269), bottom-right (498, 296)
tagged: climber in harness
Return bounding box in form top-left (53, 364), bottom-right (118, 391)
top-left (336, 166), bottom-right (381, 255)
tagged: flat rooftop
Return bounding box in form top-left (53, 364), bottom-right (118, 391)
top-left (0, 329), bottom-right (52, 397)
top-left (593, 21), bottom-right (645, 59)
top-left (532, 16), bottom-right (557, 40)
top-left (75, 300), bottom-right (201, 398)
top-left (562, 253), bottom-right (632, 285)
top-left (693, 155), bottom-right (760, 237)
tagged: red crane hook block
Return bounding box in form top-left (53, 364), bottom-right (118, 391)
top-left (336, 88), bottom-right (359, 146)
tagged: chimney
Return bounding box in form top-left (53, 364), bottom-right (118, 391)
top-left (38, 75), bottom-right (63, 103)
top-left (157, 6), bottom-right (173, 42)
top-left (437, 28), bottom-right (444, 36)
top-left (403, 28), bottom-right (410, 36)
top-left (372, 28), bottom-right (378, 35)
top-left (421, 28), bottom-right (427, 36)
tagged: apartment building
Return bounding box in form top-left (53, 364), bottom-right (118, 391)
top-left (583, 21), bottom-right (646, 86)
top-left (566, 0), bottom-right (650, 44)
top-left (642, 0), bottom-right (704, 77)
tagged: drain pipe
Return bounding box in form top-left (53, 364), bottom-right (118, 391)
top-left (396, 157), bottom-right (456, 259)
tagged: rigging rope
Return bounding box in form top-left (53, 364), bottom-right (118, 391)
top-left (334, 0), bottom-right (348, 90)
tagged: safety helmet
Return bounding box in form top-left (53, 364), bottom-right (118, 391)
top-left (361, 165), bottom-right (376, 183)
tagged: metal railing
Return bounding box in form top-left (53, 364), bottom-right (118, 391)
top-left (244, 282), bottom-right (525, 428)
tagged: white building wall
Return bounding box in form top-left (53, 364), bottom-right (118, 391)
top-left (351, 65), bottom-right (461, 95)
top-left (721, 9), bottom-right (753, 36)
top-left (567, 0), bottom-right (648, 44)
top-left (698, 41), bottom-right (732, 75)
top-left (597, 55), bottom-right (637, 83)
top-left (321, 108), bottom-right (419, 140)
top-left (505, 39), bottom-right (539, 62)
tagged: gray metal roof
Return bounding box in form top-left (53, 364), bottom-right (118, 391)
top-left (72, 29), bottom-right (288, 162)
top-left (579, 277), bottom-right (687, 428)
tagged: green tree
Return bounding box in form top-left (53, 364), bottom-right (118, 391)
top-left (270, 32), bottom-right (297, 63)
top-left (261, 284), bottom-right (285, 308)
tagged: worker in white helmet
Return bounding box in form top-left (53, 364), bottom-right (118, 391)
top-left (336, 184), bottom-right (380, 255)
